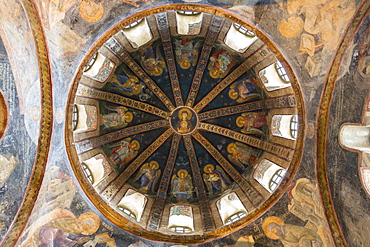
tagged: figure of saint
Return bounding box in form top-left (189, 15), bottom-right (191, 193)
top-left (263, 216), bottom-right (323, 247)
top-left (208, 49), bottom-right (235, 78)
top-left (227, 142), bottom-right (259, 170)
top-left (175, 108), bottom-right (193, 134)
top-left (110, 138), bottom-right (140, 169)
top-left (140, 45), bottom-right (165, 76)
top-left (236, 112), bottom-right (267, 136)
top-left (171, 169), bottom-right (193, 202)
top-left (110, 74), bottom-right (142, 96)
top-left (133, 161), bottom-right (161, 193)
top-left (203, 164), bottom-right (230, 194)
top-left (100, 106), bottom-right (133, 130)
top-left (229, 79), bottom-right (260, 103)
top-left (174, 38), bottom-right (201, 69)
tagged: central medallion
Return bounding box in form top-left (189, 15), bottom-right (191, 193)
top-left (170, 106), bottom-right (198, 135)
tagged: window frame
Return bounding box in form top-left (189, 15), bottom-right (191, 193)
top-left (81, 162), bottom-right (94, 184)
top-left (269, 169), bottom-right (284, 191)
top-left (233, 23), bottom-right (255, 38)
top-left (83, 53), bottom-right (98, 72)
top-left (290, 115), bottom-right (298, 139)
top-left (274, 61), bottom-right (290, 83)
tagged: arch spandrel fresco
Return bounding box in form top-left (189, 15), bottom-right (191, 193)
top-left (0, 0), bottom-right (368, 246)
top-left (0, 1), bottom-right (42, 242)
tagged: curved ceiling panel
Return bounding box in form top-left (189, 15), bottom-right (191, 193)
top-left (65, 4), bottom-right (305, 244)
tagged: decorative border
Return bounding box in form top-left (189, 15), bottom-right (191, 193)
top-left (316, 2), bottom-right (370, 247)
top-left (65, 3), bottom-right (305, 244)
top-left (0, 0), bottom-right (53, 246)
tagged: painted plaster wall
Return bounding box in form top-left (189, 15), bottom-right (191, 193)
top-left (0, 0), bottom-right (368, 246)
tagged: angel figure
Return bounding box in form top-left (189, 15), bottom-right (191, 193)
top-left (203, 164), bottom-right (230, 194)
top-left (171, 169), bottom-right (193, 202)
top-left (140, 45), bottom-right (166, 76)
top-left (110, 74), bottom-right (142, 96)
top-left (133, 161), bottom-right (161, 193)
top-left (236, 112), bottom-right (267, 136)
top-left (174, 38), bottom-right (201, 69)
top-left (110, 138), bottom-right (140, 169)
top-left (228, 79), bottom-right (260, 103)
top-left (227, 142), bottom-right (259, 170)
top-left (100, 106), bottom-right (133, 130)
top-left (208, 49), bottom-right (235, 78)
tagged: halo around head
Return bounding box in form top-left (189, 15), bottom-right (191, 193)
top-left (262, 216), bottom-right (284, 240)
top-left (125, 111), bottom-right (133, 122)
top-left (236, 116), bottom-right (245, 127)
top-left (131, 140), bottom-right (140, 150)
top-left (227, 143), bottom-right (237, 153)
top-left (177, 169), bottom-right (189, 177)
top-left (178, 108), bottom-right (192, 120)
top-left (150, 160), bottom-right (159, 169)
top-left (204, 164), bottom-right (214, 173)
top-left (78, 212), bottom-right (100, 235)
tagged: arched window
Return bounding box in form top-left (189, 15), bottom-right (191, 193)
top-left (81, 163), bottom-right (94, 184)
top-left (272, 115), bottom-right (298, 140)
top-left (254, 159), bottom-right (286, 193)
top-left (216, 193), bottom-right (247, 225)
top-left (269, 169), bottom-right (284, 191)
top-left (122, 18), bottom-right (152, 48)
top-left (168, 226), bottom-right (192, 233)
top-left (233, 23), bottom-right (255, 37)
top-left (177, 10), bottom-right (201, 15)
top-left (168, 206), bottom-right (194, 233)
top-left (274, 60), bottom-right (290, 83)
top-left (117, 206), bottom-right (136, 219)
top-left (73, 104), bottom-right (98, 133)
top-left (117, 189), bottom-right (147, 222)
top-left (82, 154), bottom-right (112, 186)
top-left (225, 211), bottom-right (247, 225)
top-left (72, 104), bottom-right (79, 131)
top-left (259, 62), bottom-right (291, 91)
top-left (290, 115), bottom-right (298, 139)
top-left (176, 11), bottom-right (203, 35)
top-left (83, 53), bottom-right (98, 72)
top-left (83, 53), bottom-right (115, 83)
top-left (224, 23), bottom-right (258, 53)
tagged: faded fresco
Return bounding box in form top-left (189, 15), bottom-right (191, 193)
top-left (0, 0), bottom-right (368, 246)
top-left (0, 34), bottom-right (38, 240)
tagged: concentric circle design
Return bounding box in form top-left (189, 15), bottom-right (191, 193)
top-left (170, 107), bottom-right (198, 135)
top-left (65, 4), bottom-right (305, 244)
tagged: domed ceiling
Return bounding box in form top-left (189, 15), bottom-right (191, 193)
top-left (66, 5), bottom-right (304, 244)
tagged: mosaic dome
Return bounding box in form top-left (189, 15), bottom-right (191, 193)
top-left (66, 5), bottom-right (304, 244)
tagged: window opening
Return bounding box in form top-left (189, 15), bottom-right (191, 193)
top-left (176, 10), bottom-right (201, 15)
top-left (254, 159), bottom-right (286, 193)
top-left (225, 211), bottom-right (247, 225)
top-left (72, 104), bottom-right (78, 131)
top-left (81, 163), bottom-right (94, 184)
top-left (269, 169), bottom-right (284, 191)
top-left (216, 193), bottom-right (247, 225)
top-left (168, 205), bottom-right (194, 233)
top-left (83, 53), bottom-right (98, 72)
top-left (290, 115), bottom-right (298, 139)
top-left (123, 18), bottom-right (144, 29)
top-left (117, 189), bottom-right (147, 222)
top-left (117, 206), bottom-right (136, 219)
top-left (233, 23), bottom-right (255, 37)
top-left (274, 60), bottom-right (290, 83)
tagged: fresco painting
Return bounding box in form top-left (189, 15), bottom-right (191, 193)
top-left (0, 0), bottom-right (368, 246)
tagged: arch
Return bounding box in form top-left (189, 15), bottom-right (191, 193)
top-left (216, 192), bottom-right (247, 225)
top-left (122, 18), bottom-right (153, 48)
top-left (117, 189), bottom-right (147, 221)
top-left (254, 159), bottom-right (286, 193)
top-left (224, 23), bottom-right (258, 53)
top-left (259, 62), bottom-right (291, 91)
top-left (168, 205), bottom-right (194, 233)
